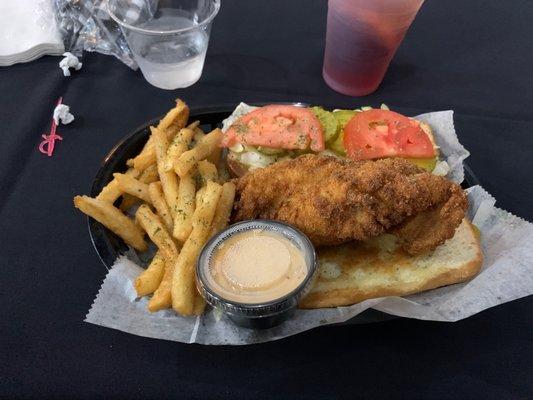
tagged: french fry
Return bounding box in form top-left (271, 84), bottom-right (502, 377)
top-left (119, 164), bottom-right (160, 211)
top-left (130, 136), bottom-right (156, 172)
top-left (172, 181), bottom-right (222, 315)
top-left (74, 99), bottom-right (231, 315)
top-left (135, 204), bottom-right (178, 310)
top-left (119, 193), bottom-right (138, 212)
top-left (146, 160), bottom-right (188, 310)
top-left (135, 204), bottom-right (178, 262)
top-left (197, 160), bottom-right (218, 186)
top-left (209, 182), bottom-right (236, 236)
top-left (152, 126), bottom-right (180, 218)
top-left (195, 186), bottom-right (206, 209)
top-left (217, 161), bottom-right (231, 184)
top-left (193, 292), bottom-right (207, 315)
top-left (113, 173), bottom-right (152, 204)
top-left (96, 180), bottom-right (123, 203)
top-left (128, 100), bottom-right (189, 171)
top-left (206, 146), bottom-right (222, 167)
top-left (158, 99), bottom-right (189, 135)
top-left (172, 170), bottom-right (196, 242)
top-left (193, 126), bottom-right (205, 142)
top-left (187, 120), bottom-right (201, 131)
top-left (96, 168), bottom-right (139, 203)
top-left (163, 127), bottom-right (195, 172)
top-left (148, 182), bottom-right (173, 232)
top-left (174, 128), bottom-right (223, 177)
top-left (134, 251), bottom-right (165, 297)
top-left (74, 195), bottom-right (147, 251)
top-left (138, 163), bottom-right (159, 184)
top-left (148, 255), bottom-right (176, 312)
top-left (193, 127), bottom-right (205, 144)
top-left (197, 124), bottom-right (221, 167)
top-left (193, 161), bottom-right (220, 210)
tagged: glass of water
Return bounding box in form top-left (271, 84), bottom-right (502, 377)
top-left (107, 0), bottom-right (220, 90)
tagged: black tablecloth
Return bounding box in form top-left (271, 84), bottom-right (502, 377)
top-left (1, 0), bottom-right (532, 398)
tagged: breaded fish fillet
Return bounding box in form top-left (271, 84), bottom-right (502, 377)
top-left (233, 155), bottom-right (467, 255)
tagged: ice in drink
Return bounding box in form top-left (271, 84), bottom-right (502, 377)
top-left (127, 13), bottom-right (209, 90)
top-left (107, 0), bottom-right (219, 90)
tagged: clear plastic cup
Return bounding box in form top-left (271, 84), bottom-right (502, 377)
top-left (107, 0), bottom-right (220, 90)
top-left (323, 0), bottom-right (424, 96)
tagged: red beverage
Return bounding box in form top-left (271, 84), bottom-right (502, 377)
top-left (323, 0), bottom-right (424, 96)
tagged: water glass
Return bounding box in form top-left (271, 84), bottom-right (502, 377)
top-left (107, 0), bottom-right (220, 90)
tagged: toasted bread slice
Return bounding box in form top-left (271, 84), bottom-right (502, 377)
top-left (300, 219), bottom-right (482, 309)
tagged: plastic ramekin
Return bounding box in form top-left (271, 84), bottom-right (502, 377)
top-left (196, 220), bottom-right (317, 329)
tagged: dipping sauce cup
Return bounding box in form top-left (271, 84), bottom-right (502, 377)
top-left (196, 220), bottom-right (317, 329)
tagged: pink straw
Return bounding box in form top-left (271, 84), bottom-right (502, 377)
top-left (39, 97), bottom-right (64, 157)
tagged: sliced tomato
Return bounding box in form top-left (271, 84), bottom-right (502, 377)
top-left (343, 109), bottom-right (436, 160)
top-left (221, 105), bottom-right (325, 151)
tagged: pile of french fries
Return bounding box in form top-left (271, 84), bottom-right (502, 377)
top-left (74, 99), bottom-right (236, 316)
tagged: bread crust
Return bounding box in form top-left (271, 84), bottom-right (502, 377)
top-left (299, 221), bottom-right (483, 309)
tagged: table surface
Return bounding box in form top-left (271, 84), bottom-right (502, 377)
top-left (1, 0), bottom-right (532, 398)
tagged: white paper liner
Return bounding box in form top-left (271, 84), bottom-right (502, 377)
top-left (84, 110), bottom-right (532, 344)
top-left (85, 185), bottom-right (533, 344)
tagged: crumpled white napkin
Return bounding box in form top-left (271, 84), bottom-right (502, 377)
top-left (59, 52), bottom-right (82, 76)
top-left (53, 104), bottom-right (74, 125)
top-left (0, 0), bottom-right (64, 66)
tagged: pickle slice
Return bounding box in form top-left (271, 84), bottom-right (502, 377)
top-left (402, 157), bottom-right (437, 171)
top-left (256, 146), bottom-right (287, 156)
top-left (332, 109), bottom-right (359, 128)
top-left (328, 131), bottom-right (346, 156)
top-left (310, 106), bottom-right (339, 143)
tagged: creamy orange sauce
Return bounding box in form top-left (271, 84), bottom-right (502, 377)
top-left (206, 229), bottom-right (308, 304)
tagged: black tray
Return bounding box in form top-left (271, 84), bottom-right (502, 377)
top-left (88, 104), bottom-right (480, 325)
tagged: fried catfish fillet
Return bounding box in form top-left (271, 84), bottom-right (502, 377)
top-left (233, 155), bottom-right (467, 255)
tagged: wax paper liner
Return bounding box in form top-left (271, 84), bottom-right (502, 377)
top-left (84, 111), bottom-right (532, 344)
top-left (85, 185), bottom-right (533, 344)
